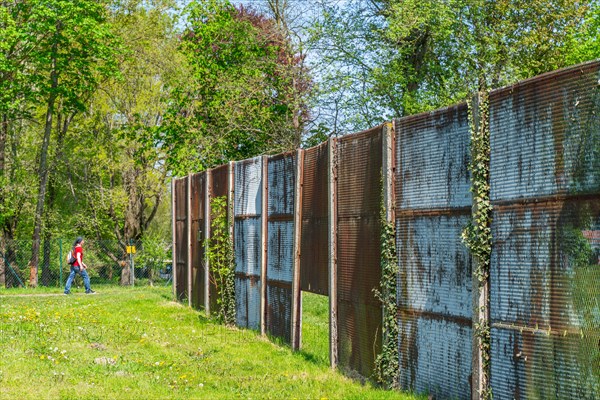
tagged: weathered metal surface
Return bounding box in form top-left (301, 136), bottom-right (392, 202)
top-left (190, 172), bottom-right (206, 310)
top-left (207, 164), bottom-right (230, 311)
top-left (398, 315), bottom-right (472, 398)
top-left (265, 152), bottom-right (295, 343)
top-left (489, 61), bottom-right (600, 399)
top-left (234, 157), bottom-right (263, 331)
top-left (174, 177), bottom-right (188, 302)
top-left (235, 275), bottom-right (261, 331)
top-left (336, 126), bottom-right (383, 378)
top-left (490, 61), bottom-right (600, 202)
top-left (396, 214), bottom-right (473, 317)
top-left (300, 142), bottom-right (329, 295)
top-left (395, 102), bottom-right (473, 399)
top-left (396, 105), bottom-right (471, 210)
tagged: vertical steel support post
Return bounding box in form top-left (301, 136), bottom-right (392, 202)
top-left (328, 138), bottom-right (338, 368)
top-left (205, 170), bottom-right (212, 315)
top-left (187, 174), bottom-right (193, 306)
top-left (470, 93), bottom-right (490, 400)
top-left (260, 156), bottom-right (269, 336)
top-left (291, 149), bottom-right (305, 351)
top-left (171, 178), bottom-right (177, 299)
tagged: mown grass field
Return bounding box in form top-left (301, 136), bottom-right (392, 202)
top-left (0, 286), bottom-right (421, 399)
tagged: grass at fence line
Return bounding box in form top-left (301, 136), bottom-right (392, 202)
top-left (300, 291), bottom-right (330, 365)
top-left (0, 286), bottom-right (421, 399)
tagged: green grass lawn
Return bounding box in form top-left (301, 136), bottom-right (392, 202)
top-left (0, 286), bottom-right (420, 399)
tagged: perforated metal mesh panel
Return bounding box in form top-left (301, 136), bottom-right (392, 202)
top-left (190, 172), bottom-right (206, 310)
top-left (489, 62), bottom-right (600, 399)
top-left (336, 126), bottom-right (383, 378)
top-left (174, 177), bottom-right (188, 302)
top-left (266, 153), bottom-right (296, 343)
top-left (395, 104), bottom-right (473, 399)
top-left (234, 157), bottom-right (263, 331)
top-left (300, 142), bottom-right (329, 295)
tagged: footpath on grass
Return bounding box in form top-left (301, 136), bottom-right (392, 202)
top-left (0, 286), bottom-right (421, 400)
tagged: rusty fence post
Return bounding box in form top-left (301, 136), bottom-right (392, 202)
top-left (292, 149), bottom-right (305, 351)
top-left (171, 178), bottom-right (177, 300)
top-left (187, 174), bottom-right (193, 307)
top-left (204, 169), bottom-right (212, 315)
top-left (470, 92), bottom-right (491, 400)
top-left (328, 137), bottom-right (338, 368)
top-left (261, 156), bottom-right (269, 336)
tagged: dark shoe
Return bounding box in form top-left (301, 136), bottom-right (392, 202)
top-left (85, 290), bottom-right (96, 294)
top-left (64, 291), bottom-right (71, 295)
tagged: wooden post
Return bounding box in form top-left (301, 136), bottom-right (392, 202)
top-left (328, 138), bottom-right (338, 368)
top-left (291, 149), bottom-right (305, 351)
top-left (205, 170), bottom-right (212, 315)
top-left (228, 162), bottom-right (235, 262)
top-left (171, 178), bottom-right (177, 300)
top-left (260, 156), bottom-right (269, 336)
top-left (187, 174), bottom-right (193, 307)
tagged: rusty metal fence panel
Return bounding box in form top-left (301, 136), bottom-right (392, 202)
top-left (395, 104), bottom-right (473, 399)
top-left (174, 177), bottom-right (188, 302)
top-left (336, 126), bottom-right (383, 378)
top-left (190, 172), bottom-right (206, 310)
top-left (209, 164), bottom-right (230, 311)
top-left (234, 157), bottom-right (263, 331)
top-left (266, 152), bottom-right (296, 343)
top-left (489, 61), bottom-right (600, 399)
top-left (300, 142), bottom-right (329, 295)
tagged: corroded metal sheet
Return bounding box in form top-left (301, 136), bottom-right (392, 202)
top-left (234, 157), bottom-right (263, 331)
top-left (398, 315), bottom-right (472, 399)
top-left (174, 177), bottom-right (188, 302)
top-left (336, 126), bottom-right (383, 378)
top-left (235, 276), bottom-right (261, 331)
top-left (235, 157), bottom-right (262, 216)
top-left (190, 172), bottom-right (206, 310)
top-left (396, 104), bottom-right (471, 210)
top-left (490, 62), bottom-right (600, 202)
top-left (266, 152), bottom-right (296, 344)
top-left (489, 61), bottom-right (600, 399)
top-left (395, 102), bottom-right (472, 398)
top-left (300, 142), bottom-right (329, 295)
top-left (396, 214), bottom-right (472, 318)
top-left (208, 164), bottom-right (230, 311)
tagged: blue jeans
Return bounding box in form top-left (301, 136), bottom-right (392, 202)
top-left (64, 266), bottom-right (91, 293)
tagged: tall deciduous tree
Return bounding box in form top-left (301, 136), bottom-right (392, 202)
top-left (161, 0), bottom-right (311, 175)
top-left (308, 0), bottom-right (593, 133)
top-left (24, 0), bottom-right (119, 286)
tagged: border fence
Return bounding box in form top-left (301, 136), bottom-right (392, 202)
top-left (173, 61), bottom-right (600, 399)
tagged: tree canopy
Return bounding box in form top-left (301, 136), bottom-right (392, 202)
top-left (0, 0), bottom-right (598, 285)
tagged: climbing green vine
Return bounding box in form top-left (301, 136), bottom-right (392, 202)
top-left (462, 91), bottom-right (492, 399)
top-left (206, 196), bottom-right (236, 326)
top-left (373, 194), bottom-right (399, 389)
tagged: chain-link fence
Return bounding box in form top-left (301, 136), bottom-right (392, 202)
top-left (0, 239), bottom-right (172, 288)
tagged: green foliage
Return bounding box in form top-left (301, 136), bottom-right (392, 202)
top-left (205, 196), bottom-right (235, 325)
top-left (373, 198), bottom-right (399, 389)
top-left (160, 0), bottom-right (310, 175)
top-left (462, 91), bottom-right (492, 399)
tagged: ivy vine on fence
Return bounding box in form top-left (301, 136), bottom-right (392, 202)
top-left (374, 193), bottom-right (399, 389)
top-left (462, 91), bottom-right (492, 399)
top-left (205, 196), bottom-right (236, 325)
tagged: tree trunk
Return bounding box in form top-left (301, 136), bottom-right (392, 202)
top-left (29, 79), bottom-right (58, 287)
top-left (0, 114), bottom-right (7, 287)
top-left (42, 234), bottom-right (52, 286)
